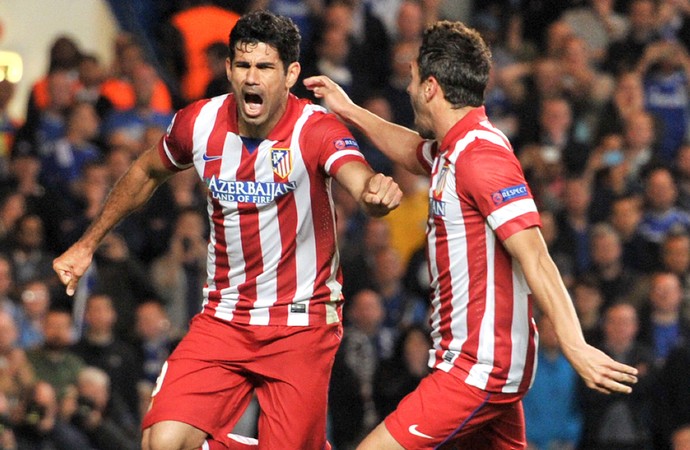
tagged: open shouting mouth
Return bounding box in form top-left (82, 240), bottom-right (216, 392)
top-left (243, 92), bottom-right (264, 117)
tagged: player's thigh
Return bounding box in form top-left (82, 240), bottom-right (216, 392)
top-left (436, 391), bottom-right (526, 450)
top-left (253, 323), bottom-right (342, 450)
top-left (142, 354), bottom-right (255, 445)
top-left (384, 370), bottom-right (522, 450)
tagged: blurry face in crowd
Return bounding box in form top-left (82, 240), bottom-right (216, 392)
top-left (645, 169), bottom-right (677, 212)
top-left (42, 311), bottom-right (74, 351)
top-left (649, 273), bottom-right (682, 314)
top-left (227, 42), bottom-right (300, 138)
top-left (610, 197), bottom-right (642, 238)
top-left (603, 303), bottom-right (638, 349)
top-left (662, 235), bottom-right (690, 274)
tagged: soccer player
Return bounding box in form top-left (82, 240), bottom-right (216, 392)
top-left (53, 11), bottom-right (402, 450)
top-left (305, 21), bottom-right (638, 449)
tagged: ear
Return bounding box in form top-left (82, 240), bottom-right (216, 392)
top-left (285, 61), bottom-right (301, 89)
top-left (225, 57), bottom-right (232, 81)
top-left (424, 77), bottom-right (439, 101)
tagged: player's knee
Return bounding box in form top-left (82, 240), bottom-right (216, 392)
top-left (143, 423), bottom-right (203, 450)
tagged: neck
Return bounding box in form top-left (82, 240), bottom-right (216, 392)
top-left (432, 104), bottom-right (475, 143)
top-left (653, 310), bottom-right (679, 325)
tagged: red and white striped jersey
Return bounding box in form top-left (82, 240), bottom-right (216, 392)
top-left (416, 107), bottom-right (541, 394)
top-left (157, 93), bottom-right (367, 326)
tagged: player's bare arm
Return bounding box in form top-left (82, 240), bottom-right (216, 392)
top-left (503, 226), bottom-right (639, 394)
top-left (334, 161), bottom-right (403, 217)
top-left (304, 75), bottom-right (426, 174)
top-left (53, 146), bottom-right (176, 296)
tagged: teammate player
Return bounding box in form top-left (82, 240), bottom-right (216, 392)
top-left (305, 21), bottom-right (638, 449)
top-left (53, 11), bottom-right (402, 450)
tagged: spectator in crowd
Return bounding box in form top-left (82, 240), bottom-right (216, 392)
top-left (659, 230), bottom-right (690, 323)
top-left (608, 193), bottom-right (657, 273)
top-left (383, 40), bottom-right (417, 128)
top-left (61, 366), bottom-right (139, 450)
top-left (635, 40), bottom-right (690, 163)
top-left (372, 324), bottom-right (431, 421)
top-left (330, 289), bottom-right (396, 448)
top-left (26, 309), bottom-right (85, 401)
top-left (370, 246), bottom-right (428, 331)
top-left (75, 53), bottom-right (107, 108)
top-left (13, 68), bottom-right (76, 156)
top-left (523, 315), bottom-right (582, 450)
top-left (132, 300), bottom-right (180, 419)
top-left (0, 256), bottom-right (19, 323)
top-left (555, 176), bottom-right (594, 276)
top-left (561, 0), bottom-right (628, 64)
top-left (156, 0), bottom-right (240, 103)
top-left (38, 101), bottom-right (102, 199)
top-left (101, 63), bottom-right (174, 155)
top-left (203, 42), bottom-right (231, 98)
top-left (584, 222), bottom-right (648, 309)
top-left (149, 207), bottom-right (208, 333)
top-left (579, 302), bottom-right (655, 450)
top-left (594, 71), bottom-right (645, 143)
top-left (603, 0), bottom-right (661, 76)
top-left (1, 141), bottom-right (72, 255)
top-left (0, 193), bottom-right (26, 243)
top-left (98, 37), bottom-right (172, 116)
top-left (26, 36), bottom-right (81, 114)
top-left (394, 0), bottom-right (425, 45)
top-left (0, 310), bottom-right (35, 407)
top-left (12, 380), bottom-right (92, 449)
top-left (537, 97), bottom-right (591, 175)
top-left (14, 278), bottom-right (51, 349)
top-left (72, 293), bottom-right (142, 420)
top-left (637, 271), bottom-right (690, 367)
top-left (675, 143), bottom-right (690, 211)
top-left (0, 80), bottom-right (21, 180)
top-left (340, 217), bottom-right (391, 300)
top-left (639, 166), bottom-right (690, 257)
top-left (3, 213), bottom-right (56, 286)
top-left (572, 274), bottom-right (605, 345)
top-left (84, 232), bottom-right (157, 342)
top-left (620, 110), bottom-right (661, 188)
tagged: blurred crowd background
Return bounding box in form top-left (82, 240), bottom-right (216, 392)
top-left (0, 0), bottom-right (689, 449)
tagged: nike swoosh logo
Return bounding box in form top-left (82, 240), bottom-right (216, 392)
top-left (408, 424), bottom-right (433, 439)
top-left (202, 153), bottom-right (221, 162)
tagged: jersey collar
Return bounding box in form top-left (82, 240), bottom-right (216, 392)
top-left (438, 106), bottom-right (487, 154)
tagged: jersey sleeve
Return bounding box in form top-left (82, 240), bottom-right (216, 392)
top-left (157, 101), bottom-right (205, 171)
top-left (456, 144), bottom-right (541, 241)
top-left (303, 112), bottom-right (369, 177)
top-left (416, 140), bottom-right (437, 174)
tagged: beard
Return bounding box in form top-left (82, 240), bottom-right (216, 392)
top-left (414, 117), bottom-right (435, 140)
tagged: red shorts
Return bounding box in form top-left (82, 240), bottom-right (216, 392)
top-left (384, 369), bottom-right (526, 450)
top-left (142, 313), bottom-right (342, 450)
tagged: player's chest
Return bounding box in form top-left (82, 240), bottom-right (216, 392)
top-left (195, 136), bottom-right (304, 205)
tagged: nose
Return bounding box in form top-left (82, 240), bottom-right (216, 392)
top-left (245, 65), bottom-right (259, 85)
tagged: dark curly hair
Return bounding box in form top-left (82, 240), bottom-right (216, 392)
top-left (228, 10), bottom-right (301, 73)
top-left (417, 21), bottom-right (491, 108)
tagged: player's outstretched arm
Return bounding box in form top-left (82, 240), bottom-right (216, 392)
top-left (335, 161), bottom-right (402, 217)
top-left (503, 227), bottom-right (639, 394)
top-left (304, 75), bottom-right (426, 175)
top-left (53, 146), bottom-right (176, 296)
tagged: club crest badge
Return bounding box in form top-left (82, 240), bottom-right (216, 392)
top-left (271, 148), bottom-right (292, 179)
top-left (433, 162), bottom-right (450, 199)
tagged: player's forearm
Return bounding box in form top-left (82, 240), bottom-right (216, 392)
top-left (526, 249), bottom-right (588, 356)
top-left (341, 103), bottom-right (425, 174)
